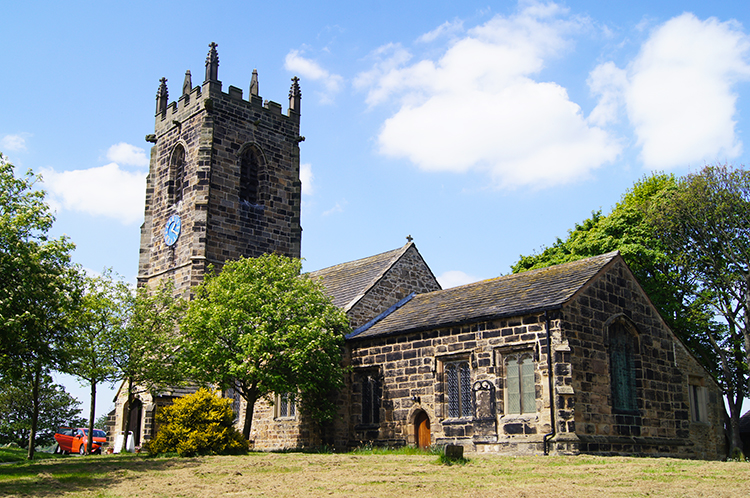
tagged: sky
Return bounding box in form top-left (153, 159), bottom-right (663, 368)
top-left (4, 0), bottom-right (750, 422)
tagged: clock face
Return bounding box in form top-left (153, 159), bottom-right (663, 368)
top-left (164, 214), bottom-right (182, 246)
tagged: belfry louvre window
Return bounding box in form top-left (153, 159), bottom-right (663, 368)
top-left (609, 322), bottom-right (638, 413)
top-left (361, 374), bottom-right (381, 425)
top-left (505, 354), bottom-right (536, 415)
top-left (239, 146), bottom-right (260, 205)
top-left (170, 145), bottom-right (186, 204)
top-left (446, 361), bottom-right (472, 418)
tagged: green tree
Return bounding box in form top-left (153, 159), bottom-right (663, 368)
top-left (66, 269), bottom-right (133, 454)
top-left (180, 254), bottom-right (350, 439)
top-left (0, 373), bottom-right (85, 449)
top-left (111, 280), bottom-right (185, 439)
top-left (648, 164), bottom-right (750, 454)
top-left (512, 173), bottom-right (719, 373)
top-left (0, 154), bottom-right (80, 459)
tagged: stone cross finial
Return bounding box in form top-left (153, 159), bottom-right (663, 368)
top-left (205, 42), bottom-right (219, 83)
top-left (182, 70), bottom-right (192, 96)
top-left (156, 77), bottom-right (168, 115)
top-left (289, 76), bottom-right (301, 113)
top-left (250, 69), bottom-right (259, 96)
top-left (406, 235), bottom-right (413, 242)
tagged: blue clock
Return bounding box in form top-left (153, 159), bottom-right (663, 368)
top-left (164, 214), bottom-right (182, 246)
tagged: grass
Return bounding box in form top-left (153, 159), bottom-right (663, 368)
top-left (0, 449), bottom-right (748, 497)
top-left (0, 447), bottom-right (60, 463)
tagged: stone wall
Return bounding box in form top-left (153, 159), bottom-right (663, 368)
top-left (343, 313), bottom-right (559, 454)
top-left (336, 260), bottom-right (725, 459)
top-left (247, 398), bottom-right (322, 451)
top-left (563, 260), bottom-right (725, 459)
top-left (347, 245), bottom-right (441, 329)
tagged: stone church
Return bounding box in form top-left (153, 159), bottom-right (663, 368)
top-left (112, 44), bottom-right (726, 460)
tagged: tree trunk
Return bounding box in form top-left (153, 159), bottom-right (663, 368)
top-left (124, 378), bottom-right (133, 436)
top-left (87, 381), bottom-right (97, 454)
top-left (26, 362), bottom-right (41, 460)
top-left (241, 387), bottom-right (258, 439)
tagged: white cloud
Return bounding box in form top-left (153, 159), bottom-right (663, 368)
top-left (587, 62), bottom-right (627, 127)
top-left (322, 200), bottom-right (347, 216)
top-left (437, 270), bottom-right (481, 289)
top-left (284, 49), bottom-right (344, 104)
top-left (417, 19), bottom-right (464, 43)
top-left (300, 163), bottom-right (314, 195)
top-left (106, 142), bottom-right (149, 167)
top-left (1, 134), bottom-right (28, 152)
top-left (356, 3), bottom-right (620, 188)
top-left (590, 13), bottom-right (750, 168)
top-left (41, 162), bottom-right (146, 225)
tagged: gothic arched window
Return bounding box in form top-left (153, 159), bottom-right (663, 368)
top-left (239, 146), bottom-right (260, 205)
top-left (170, 145), bottom-right (186, 205)
top-left (609, 320), bottom-right (639, 413)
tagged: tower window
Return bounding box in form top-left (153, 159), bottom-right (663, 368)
top-left (240, 146), bottom-right (260, 205)
top-left (170, 145), bottom-right (186, 204)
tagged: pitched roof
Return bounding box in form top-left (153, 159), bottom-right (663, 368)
top-left (307, 243), bottom-right (414, 311)
top-left (350, 251), bottom-right (620, 340)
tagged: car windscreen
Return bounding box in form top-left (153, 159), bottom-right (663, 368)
top-left (82, 429), bottom-right (107, 438)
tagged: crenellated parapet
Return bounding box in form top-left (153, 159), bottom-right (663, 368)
top-left (153, 43), bottom-right (301, 139)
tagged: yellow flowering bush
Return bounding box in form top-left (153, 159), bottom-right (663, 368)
top-left (146, 388), bottom-right (249, 457)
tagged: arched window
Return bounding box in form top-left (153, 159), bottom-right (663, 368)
top-left (239, 146), bottom-right (260, 205)
top-left (169, 145), bottom-right (186, 204)
top-left (608, 320), bottom-right (638, 413)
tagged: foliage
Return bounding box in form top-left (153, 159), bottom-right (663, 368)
top-left (180, 253), bottom-right (350, 438)
top-left (512, 172), bottom-right (719, 374)
top-left (110, 279), bottom-right (185, 436)
top-left (647, 164), bottom-right (750, 454)
top-left (0, 153), bottom-right (81, 459)
top-left (0, 374), bottom-right (85, 448)
top-left (145, 388), bottom-right (248, 457)
top-left (65, 269), bottom-right (133, 453)
top-left (95, 412), bottom-right (111, 431)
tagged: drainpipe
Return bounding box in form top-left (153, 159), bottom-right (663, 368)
top-left (543, 310), bottom-right (555, 455)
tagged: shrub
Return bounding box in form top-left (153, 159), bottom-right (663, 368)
top-left (145, 388), bottom-right (249, 457)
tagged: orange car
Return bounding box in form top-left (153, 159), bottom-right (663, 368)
top-left (54, 427), bottom-right (107, 455)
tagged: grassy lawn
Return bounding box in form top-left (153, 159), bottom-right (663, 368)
top-left (0, 448), bottom-right (748, 497)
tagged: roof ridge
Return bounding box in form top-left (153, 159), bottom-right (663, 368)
top-left (429, 250), bottom-right (621, 294)
top-left (307, 243), bottom-right (410, 277)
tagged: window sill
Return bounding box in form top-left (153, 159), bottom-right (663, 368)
top-left (354, 424), bottom-right (380, 431)
top-left (441, 417), bottom-right (473, 425)
top-left (499, 413), bottom-right (538, 422)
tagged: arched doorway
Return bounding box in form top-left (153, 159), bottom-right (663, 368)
top-left (414, 411), bottom-right (431, 449)
top-left (128, 399), bottom-right (143, 446)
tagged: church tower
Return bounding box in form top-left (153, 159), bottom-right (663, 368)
top-left (138, 43), bottom-right (303, 294)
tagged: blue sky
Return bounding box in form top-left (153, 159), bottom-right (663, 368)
top-left (4, 0), bottom-right (750, 421)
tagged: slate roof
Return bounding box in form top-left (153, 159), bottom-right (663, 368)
top-left (349, 251), bottom-right (621, 340)
top-left (308, 243), bottom-right (413, 311)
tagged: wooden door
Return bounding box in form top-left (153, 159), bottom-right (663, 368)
top-left (415, 411), bottom-right (430, 449)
